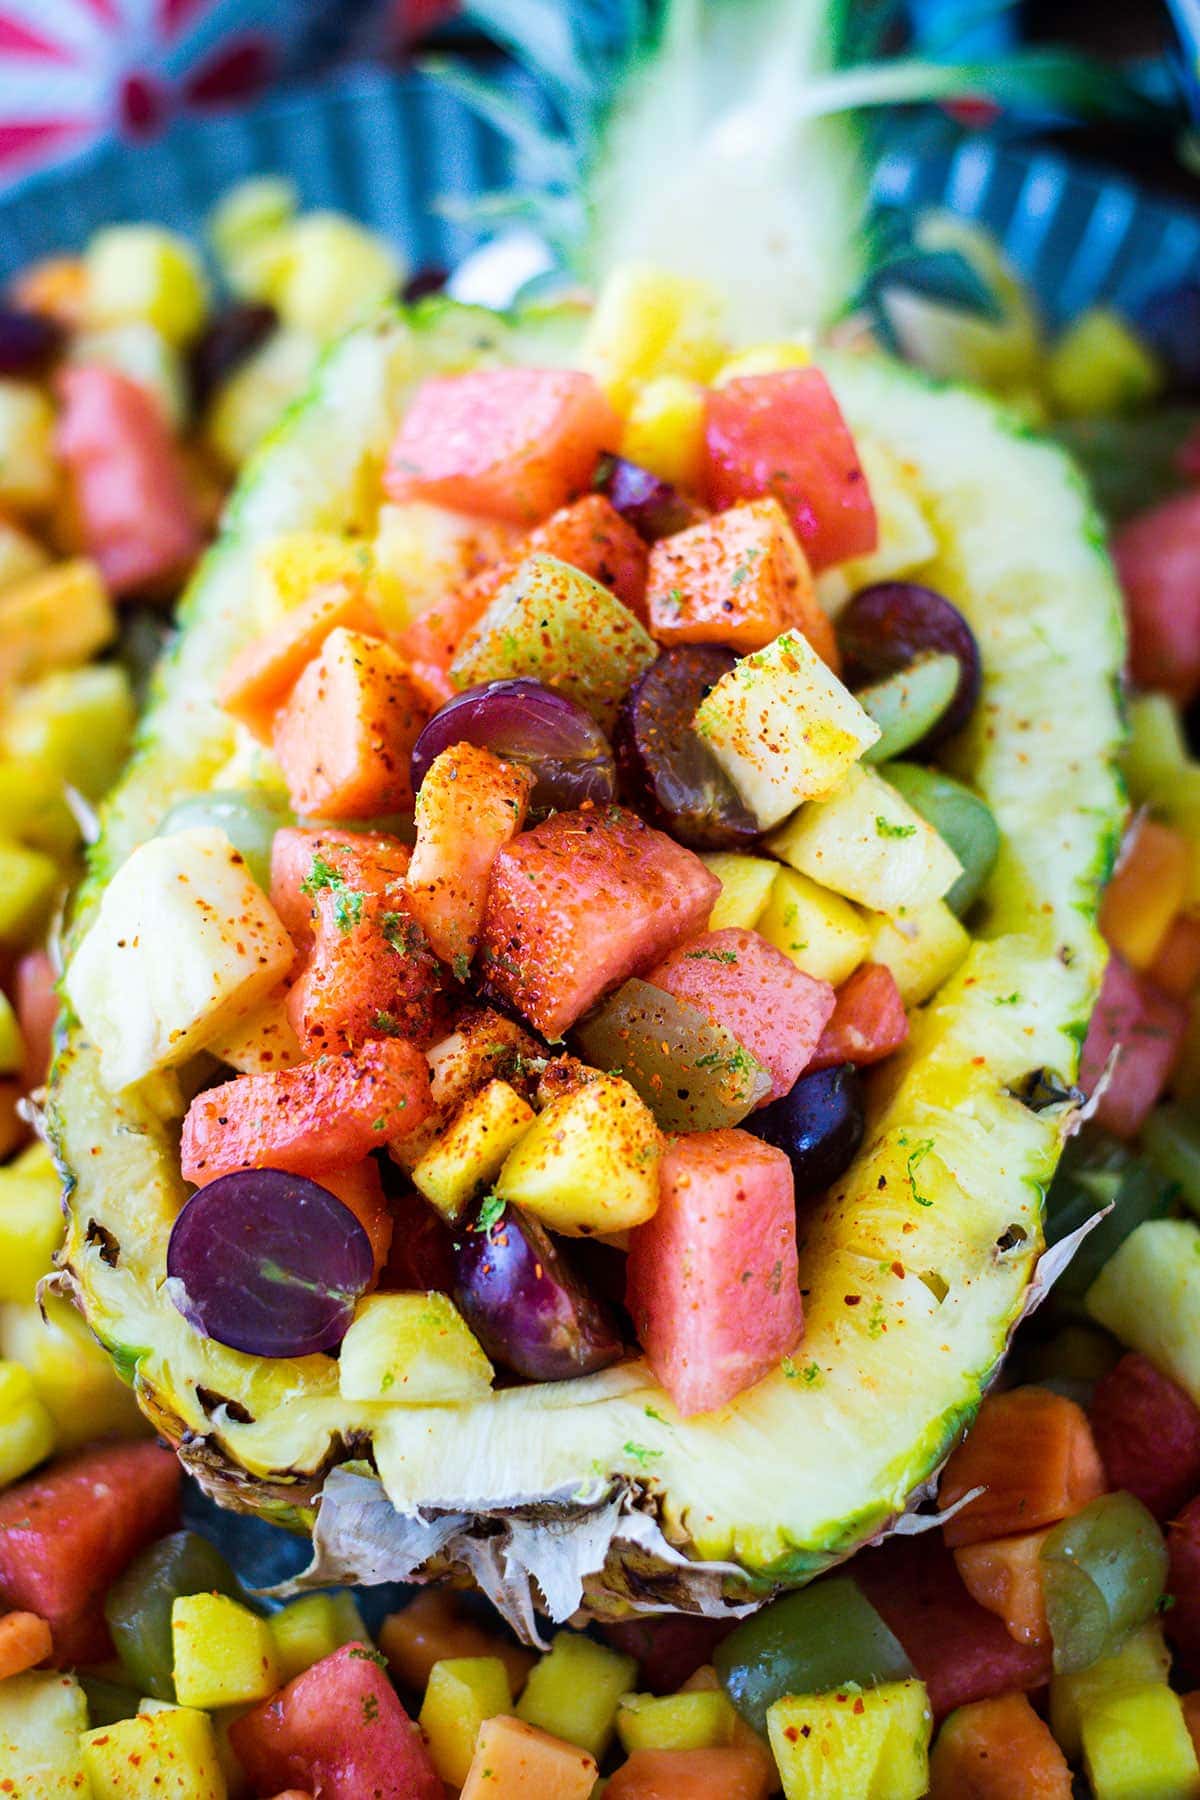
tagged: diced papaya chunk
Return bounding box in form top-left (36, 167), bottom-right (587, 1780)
top-left (1100, 817), bottom-right (1191, 971)
top-left (407, 743), bottom-right (534, 972)
top-left (953, 1530), bottom-right (1051, 1648)
top-left (646, 496), bottom-right (835, 661)
top-left (928, 1693), bottom-right (1072, 1799)
top-left (480, 806), bottom-right (719, 1039)
top-left (645, 926), bottom-right (834, 1100)
top-left (219, 578), bottom-right (382, 741)
top-left (269, 827), bottom-right (410, 950)
top-left (180, 1038), bottom-right (434, 1182)
top-left (384, 367), bottom-right (619, 525)
top-left (606, 1745), bottom-right (773, 1799)
top-left (1079, 953), bottom-right (1188, 1139)
top-left (1150, 913), bottom-right (1200, 1000)
top-left (1090, 1351), bottom-right (1200, 1522)
top-left (807, 961), bottom-right (910, 1071)
top-left (318, 1159), bottom-right (392, 1278)
top-left (0, 1609), bottom-right (52, 1679)
top-left (940, 1387), bottom-right (1106, 1549)
top-left (379, 1587), bottom-right (534, 1696)
top-left (459, 1714), bottom-right (598, 1799)
top-left (626, 1129), bottom-right (801, 1417)
top-left (272, 627), bottom-right (428, 818)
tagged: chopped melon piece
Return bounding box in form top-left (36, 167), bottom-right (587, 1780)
top-left (864, 902), bottom-right (971, 1006)
top-left (757, 866), bottom-right (871, 986)
top-left (270, 1590), bottom-right (368, 1684)
top-left (616, 1689), bottom-right (738, 1754)
top-left (83, 1704), bottom-right (226, 1798)
top-left (518, 1630), bottom-right (638, 1760)
top-left (0, 1143), bottom-right (65, 1304)
top-left (65, 826), bottom-right (295, 1092)
top-left (1086, 1219), bottom-right (1200, 1404)
top-left (0, 380), bottom-right (57, 511)
top-left (767, 1679), bottom-right (932, 1800)
top-left (85, 224), bottom-right (208, 345)
top-left (420, 1656), bottom-right (513, 1787)
top-left (70, 321), bottom-right (189, 431)
top-left (0, 1295), bottom-right (146, 1451)
top-left (1050, 1620), bottom-right (1171, 1761)
top-left (461, 1714), bottom-right (598, 1800)
top-left (204, 989), bottom-right (302, 1075)
top-left (1080, 1684), bottom-right (1200, 1800)
top-left (702, 852), bottom-right (779, 931)
top-left (338, 1292), bottom-right (494, 1404)
top-left (412, 1080), bottom-right (536, 1223)
top-left (693, 630), bottom-right (880, 829)
top-left (837, 439), bottom-right (938, 591)
top-left (496, 1073), bottom-right (662, 1236)
top-left (0, 1671), bottom-right (90, 1797)
top-left (0, 559), bottom-right (115, 687)
top-left (581, 264), bottom-right (727, 411)
top-left (0, 837), bottom-right (58, 945)
top-left (768, 766), bottom-right (962, 914)
top-left (172, 1591), bottom-right (280, 1710)
top-left (1, 664), bottom-right (135, 801)
top-left (620, 374), bottom-right (707, 487)
top-left (0, 1359), bottom-right (55, 1487)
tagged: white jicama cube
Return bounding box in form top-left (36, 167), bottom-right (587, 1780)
top-left (65, 824), bottom-right (295, 1092)
top-left (769, 764), bottom-right (962, 914)
top-left (693, 630), bottom-right (880, 828)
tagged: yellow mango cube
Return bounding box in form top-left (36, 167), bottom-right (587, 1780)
top-left (758, 865), bottom-right (871, 985)
top-left (1051, 1620), bottom-right (1171, 1760)
top-left (1080, 1684), bottom-right (1200, 1800)
top-left (0, 381), bottom-right (57, 512)
top-left (0, 837), bottom-right (58, 944)
top-left (172, 1592), bottom-right (280, 1710)
top-left (0, 516), bottom-right (49, 591)
top-left (83, 1705), bottom-right (225, 1799)
top-left (767, 1679), bottom-right (932, 1800)
top-left (85, 225), bottom-right (208, 346)
top-left (0, 991), bottom-right (24, 1076)
top-left (461, 1715), bottom-right (597, 1800)
top-left (0, 1358), bottom-right (55, 1487)
top-left (0, 1295), bottom-right (147, 1451)
top-left (615, 1688), bottom-right (737, 1754)
top-left (2, 664), bottom-right (135, 801)
top-left (865, 902), bottom-right (971, 1005)
top-left (581, 264), bottom-right (727, 411)
top-left (702, 851), bottom-right (779, 931)
top-left (269, 1590), bottom-right (368, 1683)
top-left (768, 766), bottom-right (961, 915)
top-left (412, 1079), bottom-right (536, 1222)
top-left (619, 375), bottom-right (706, 488)
top-left (517, 1630), bottom-right (638, 1761)
top-left (712, 339), bottom-right (813, 383)
top-left (420, 1655), bottom-right (513, 1787)
top-left (496, 1073), bottom-right (662, 1236)
top-left (269, 213), bottom-right (403, 340)
top-left (338, 1291), bottom-right (493, 1404)
top-left (0, 560), bottom-right (115, 688)
top-left (0, 1143), bottom-right (64, 1303)
top-left (372, 501), bottom-right (509, 634)
top-left (252, 530), bottom-right (373, 629)
top-left (0, 1671), bottom-right (90, 1798)
top-left (0, 759), bottom-right (79, 859)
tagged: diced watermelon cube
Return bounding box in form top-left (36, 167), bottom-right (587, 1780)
top-left (269, 828), bottom-right (410, 951)
top-left (384, 367), bottom-right (619, 526)
top-left (1090, 1352), bottom-right (1200, 1523)
top-left (625, 1129), bottom-right (802, 1417)
top-left (0, 1441), bottom-right (180, 1667)
top-left (1168, 1496), bottom-right (1200, 1676)
top-left (807, 963), bottom-right (910, 1072)
top-left (855, 1534), bottom-right (1052, 1723)
top-left (703, 370), bottom-right (877, 572)
top-left (1113, 489), bottom-right (1200, 705)
top-left (645, 927), bottom-right (835, 1101)
top-left (1078, 953), bottom-right (1188, 1139)
top-left (479, 806), bottom-right (720, 1039)
top-left (229, 1642), bottom-right (441, 1800)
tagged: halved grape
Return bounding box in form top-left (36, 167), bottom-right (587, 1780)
top-left (837, 583), bottom-right (982, 745)
top-left (595, 454), bottom-right (704, 541)
top-left (0, 307), bottom-right (63, 377)
top-left (454, 1202), bottom-right (624, 1382)
top-left (410, 679), bottom-right (616, 816)
top-left (187, 301), bottom-right (277, 411)
top-left (883, 761), bottom-right (1000, 917)
top-left (614, 647), bottom-right (759, 849)
top-left (748, 1064), bottom-right (865, 1200)
top-left (166, 1171), bottom-right (375, 1358)
top-left (158, 788), bottom-right (293, 890)
top-left (858, 653), bottom-right (960, 764)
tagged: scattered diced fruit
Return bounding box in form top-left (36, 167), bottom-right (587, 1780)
top-left (1047, 307), bottom-right (1163, 418)
top-left (0, 379), bottom-right (57, 510)
top-left (0, 1608), bottom-right (52, 1679)
top-left (385, 367), bottom-right (618, 525)
top-left (1086, 1220), bottom-right (1200, 1417)
top-left (0, 1294), bottom-right (147, 1452)
top-left (1114, 490), bottom-right (1200, 705)
top-left (0, 1359), bottom-right (55, 1487)
top-left (1169, 1494), bottom-right (1200, 1674)
top-left (65, 825), bottom-right (295, 1092)
top-left (82, 1704), bottom-right (227, 1799)
top-left (496, 1072), bottom-right (662, 1235)
top-left (1, 663), bottom-right (135, 800)
top-left (272, 626), bottom-right (427, 817)
top-left (0, 1671), bottom-right (90, 1798)
top-left (769, 765), bottom-right (962, 914)
top-left (172, 1591), bottom-right (280, 1709)
top-left (1050, 1620), bottom-right (1171, 1761)
top-left (72, 319), bottom-right (189, 428)
top-left (378, 1586), bottom-right (534, 1695)
top-left (268, 212), bottom-right (402, 339)
top-left (219, 578), bottom-right (382, 742)
top-left (518, 1629), bottom-right (638, 1760)
top-left (626, 1128), bottom-right (801, 1416)
top-left (606, 1745), bottom-right (774, 1799)
top-left (693, 630), bottom-right (880, 829)
top-left (702, 852), bottom-right (779, 931)
top-left (766, 1678), bottom-right (931, 1800)
top-left (0, 836), bottom-right (58, 944)
top-left (205, 988), bottom-right (303, 1073)
top-left (104, 1529), bottom-right (242, 1701)
top-left (0, 558), bottom-right (114, 688)
top-left (939, 1387), bottom-right (1105, 1548)
top-left (1079, 952), bottom-right (1189, 1138)
top-left (581, 266), bottom-right (726, 412)
top-left (461, 1713), bottom-right (599, 1800)
top-left (929, 1692), bottom-right (1071, 1800)
top-left (270, 1591), bottom-right (368, 1685)
top-left (488, 492), bottom-right (649, 620)
top-left (480, 805), bottom-right (719, 1038)
top-left (864, 901), bottom-right (971, 1006)
top-left (1090, 1351), bottom-right (1200, 1521)
top-left (808, 962), bottom-right (909, 1070)
top-left (756, 866), bottom-right (871, 986)
top-left (338, 1291), bottom-right (493, 1404)
top-left (408, 743), bottom-right (534, 969)
top-left (837, 438), bottom-right (938, 591)
top-left (620, 373), bottom-right (707, 488)
top-left (412, 1079), bottom-right (536, 1221)
top-left (1150, 915), bottom-right (1200, 1001)
top-left (1080, 1684), bottom-right (1200, 1800)
top-left (954, 1530), bottom-right (1051, 1647)
top-left (1100, 817), bottom-right (1191, 971)
top-left (0, 1142), bottom-right (64, 1303)
top-left (85, 223), bottom-right (208, 344)
top-left (372, 501), bottom-right (515, 635)
top-left (615, 1688), bottom-right (737, 1754)
top-left (0, 761), bottom-right (79, 861)
top-left (420, 1655), bottom-right (513, 1786)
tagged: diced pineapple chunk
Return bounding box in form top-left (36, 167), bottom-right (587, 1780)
top-left (204, 989), bottom-right (302, 1075)
top-left (769, 766), bottom-right (962, 914)
top-left (518, 1631), bottom-right (638, 1760)
top-left (702, 851), bottom-right (779, 931)
top-left (0, 1144), bottom-right (64, 1304)
top-left (338, 1292), bottom-right (494, 1404)
top-left (712, 339), bottom-right (813, 382)
top-left (2, 664), bottom-right (135, 801)
top-left (1050, 1620), bottom-right (1171, 1761)
top-left (204, 327), bottom-right (319, 470)
top-left (412, 1080), bottom-right (536, 1222)
top-left (1125, 694), bottom-right (1189, 805)
top-left (269, 1590), bottom-right (368, 1683)
top-left (758, 866), bottom-right (871, 985)
top-left (268, 213), bottom-right (403, 340)
top-left (1086, 1219), bottom-right (1200, 1404)
top-left (616, 1689), bottom-right (738, 1754)
top-left (0, 990), bottom-right (23, 1075)
top-left (71, 323), bottom-right (189, 430)
top-left (251, 530), bottom-right (373, 630)
top-left (581, 264), bottom-right (727, 412)
top-left (837, 439), bottom-right (938, 590)
top-left (0, 1358), bottom-right (55, 1487)
top-left (1047, 308), bottom-right (1163, 418)
top-left (0, 1671), bottom-right (90, 1799)
top-left (0, 559), bottom-right (115, 687)
top-left (372, 501), bottom-right (511, 634)
top-left (619, 375), bottom-right (706, 488)
top-left (767, 1679), bottom-right (932, 1800)
top-left (0, 516), bottom-right (49, 591)
top-left (65, 825), bottom-right (295, 1092)
top-left (496, 1073), bottom-right (662, 1236)
top-left (0, 1295), bottom-right (146, 1451)
top-left (172, 1592), bottom-right (280, 1710)
top-left (420, 1656), bottom-right (513, 1787)
top-left (0, 760), bottom-right (80, 859)
top-left (864, 901), bottom-right (971, 1006)
top-left (84, 224), bottom-right (208, 345)
top-left (83, 1704), bottom-right (226, 1798)
top-left (0, 837), bottom-right (58, 943)
top-left (208, 175), bottom-right (298, 294)
top-left (694, 631), bottom-right (880, 829)
top-left (1080, 1684), bottom-right (1200, 1800)
top-left (0, 381), bottom-right (57, 511)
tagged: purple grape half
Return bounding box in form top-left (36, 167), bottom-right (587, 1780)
top-left (0, 308), bottom-right (64, 378)
top-left (595, 454), bottom-right (705, 542)
top-left (411, 678), bottom-right (616, 815)
top-left (187, 302), bottom-right (277, 411)
top-left (614, 647), bottom-right (759, 849)
top-left (836, 582), bottom-right (982, 746)
top-left (166, 1170), bottom-right (375, 1359)
top-left (747, 1064), bottom-right (865, 1201)
top-left (454, 1203), bottom-right (624, 1382)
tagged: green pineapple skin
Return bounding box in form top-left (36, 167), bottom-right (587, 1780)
top-left (48, 306), bottom-right (1124, 1597)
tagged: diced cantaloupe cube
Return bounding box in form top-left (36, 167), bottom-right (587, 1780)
top-left (172, 1592), bottom-right (281, 1710)
top-left (496, 1073), bottom-right (662, 1236)
top-left (0, 1143), bottom-right (66, 1304)
top-left (420, 1655), bottom-right (513, 1787)
top-left (518, 1632), bottom-right (638, 1760)
top-left (620, 374), bottom-right (707, 488)
top-left (646, 498), bottom-right (827, 658)
top-left (461, 1714), bottom-right (598, 1799)
top-left (616, 1688), bottom-right (737, 1754)
top-left (864, 902), bottom-right (971, 1006)
top-left (768, 765), bottom-right (961, 914)
top-left (220, 578), bottom-right (381, 743)
top-left (337, 1292), bottom-right (493, 1404)
top-left (272, 625), bottom-right (426, 817)
top-left (0, 1358), bottom-right (55, 1487)
top-left (1080, 1684), bottom-right (1200, 1800)
top-left (581, 265), bottom-right (727, 412)
top-left (702, 852), bottom-right (778, 931)
top-left (767, 1679), bottom-right (932, 1800)
top-left (412, 1079), bottom-right (536, 1222)
top-left (757, 866), bottom-right (871, 986)
top-left (82, 1704), bottom-right (226, 1799)
top-left (1050, 1620), bottom-right (1171, 1761)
